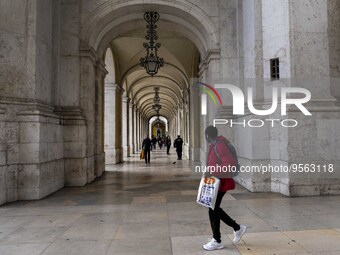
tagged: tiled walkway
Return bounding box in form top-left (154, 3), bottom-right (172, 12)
top-left (1, 149), bottom-right (340, 254)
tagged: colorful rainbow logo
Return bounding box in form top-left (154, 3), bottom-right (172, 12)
top-left (197, 82), bottom-right (223, 106)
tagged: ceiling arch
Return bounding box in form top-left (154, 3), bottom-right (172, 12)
top-left (127, 75), bottom-right (184, 97)
top-left (139, 96), bottom-right (178, 110)
top-left (149, 116), bottom-right (168, 124)
top-left (144, 107), bottom-right (175, 119)
top-left (132, 85), bottom-right (182, 105)
top-left (135, 87), bottom-right (180, 106)
top-left (119, 62), bottom-right (189, 90)
top-left (141, 105), bottom-right (176, 120)
top-left (145, 108), bottom-right (173, 119)
top-left (145, 108), bottom-right (172, 118)
top-left (80, 0), bottom-right (219, 55)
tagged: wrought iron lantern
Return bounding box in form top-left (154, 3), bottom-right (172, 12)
top-left (140, 12), bottom-right (164, 76)
top-left (153, 87), bottom-right (160, 103)
top-left (152, 103), bottom-right (162, 112)
top-left (152, 87), bottom-right (162, 112)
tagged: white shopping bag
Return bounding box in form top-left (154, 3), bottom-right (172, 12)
top-left (196, 176), bottom-right (220, 209)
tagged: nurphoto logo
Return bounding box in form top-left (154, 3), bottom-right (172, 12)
top-left (199, 83), bottom-right (312, 128)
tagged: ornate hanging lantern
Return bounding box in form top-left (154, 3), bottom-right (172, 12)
top-left (140, 12), bottom-right (164, 76)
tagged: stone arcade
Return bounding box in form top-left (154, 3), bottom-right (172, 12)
top-left (1, 0), bottom-right (340, 205)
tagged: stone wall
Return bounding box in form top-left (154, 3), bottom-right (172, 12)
top-left (0, 0), bottom-right (64, 204)
top-left (233, 0), bottom-right (340, 196)
top-left (328, 0), bottom-right (340, 104)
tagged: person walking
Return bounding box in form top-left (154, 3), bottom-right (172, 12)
top-left (152, 135), bottom-right (157, 150)
top-left (173, 135), bottom-right (183, 160)
top-left (142, 135), bottom-right (152, 164)
top-left (202, 126), bottom-right (246, 251)
top-left (158, 137), bottom-right (163, 149)
top-left (165, 135), bottom-right (171, 155)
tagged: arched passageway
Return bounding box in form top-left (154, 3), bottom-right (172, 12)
top-left (85, 1), bottom-right (217, 169)
top-left (1, 0), bottom-right (339, 207)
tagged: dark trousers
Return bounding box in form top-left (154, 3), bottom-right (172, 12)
top-left (144, 150), bottom-right (150, 163)
top-left (209, 192), bottom-right (240, 243)
top-left (176, 149), bottom-right (182, 159)
top-left (167, 145), bottom-right (170, 154)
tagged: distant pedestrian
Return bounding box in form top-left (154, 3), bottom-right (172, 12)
top-left (158, 137), bottom-right (163, 149)
top-left (165, 135), bottom-right (171, 155)
top-left (152, 135), bottom-right (157, 149)
top-left (174, 135), bottom-right (183, 160)
top-left (142, 135), bottom-right (152, 164)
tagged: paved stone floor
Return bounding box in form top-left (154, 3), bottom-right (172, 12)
top-left (1, 149), bottom-right (340, 255)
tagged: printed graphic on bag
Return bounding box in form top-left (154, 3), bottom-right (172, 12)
top-left (198, 183), bottom-right (217, 205)
top-left (197, 176), bottom-right (220, 209)
top-left (204, 177), bottom-right (216, 185)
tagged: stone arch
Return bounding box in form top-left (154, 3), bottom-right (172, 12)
top-left (127, 75), bottom-right (184, 98)
top-left (80, 0), bottom-right (218, 55)
top-left (119, 62), bottom-right (189, 90)
top-left (133, 86), bottom-right (181, 106)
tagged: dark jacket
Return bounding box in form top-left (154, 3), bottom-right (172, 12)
top-left (142, 138), bottom-right (152, 151)
top-left (174, 137), bottom-right (183, 150)
top-left (207, 136), bottom-right (236, 192)
top-left (165, 137), bottom-right (171, 146)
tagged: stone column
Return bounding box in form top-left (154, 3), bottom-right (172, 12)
top-left (283, 0), bottom-right (340, 196)
top-left (129, 103), bottom-right (135, 155)
top-left (0, 0), bottom-right (67, 205)
top-left (122, 96), bottom-right (130, 158)
top-left (137, 111), bottom-right (143, 149)
top-left (189, 85), bottom-right (201, 161)
top-left (136, 109), bottom-right (140, 150)
top-left (227, 0), bottom-right (271, 193)
top-left (94, 61), bottom-right (107, 178)
top-left (115, 86), bottom-right (124, 163)
top-left (104, 83), bottom-right (123, 164)
top-left (134, 108), bottom-right (138, 152)
top-left (329, 0), bottom-right (340, 105)
top-left (141, 114), bottom-right (145, 139)
top-left (72, 48), bottom-right (97, 187)
top-left (176, 106), bottom-right (181, 136)
top-left (174, 114), bottom-right (177, 139)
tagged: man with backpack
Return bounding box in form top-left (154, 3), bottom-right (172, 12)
top-left (202, 126), bottom-right (246, 251)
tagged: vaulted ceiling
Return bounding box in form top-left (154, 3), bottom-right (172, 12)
top-left (107, 24), bottom-right (200, 120)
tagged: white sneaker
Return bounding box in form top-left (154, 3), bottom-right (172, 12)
top-left (233, 224), bottom-right (247, 244)
top-left (202, 238), bottom-right (224, 251)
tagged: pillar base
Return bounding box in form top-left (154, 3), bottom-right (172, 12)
top-left (105, 147), bottom-right (123, 164)
top-left (123, 145), bottom-right (130, 158)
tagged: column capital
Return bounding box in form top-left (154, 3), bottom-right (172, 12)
top-left (198, 49), bottom-right (221, 76)
top-left (95, 59), bottom-right (108, 77)
top-left (129, 101), bottom-right (135, 108)
top-left (105, 83), bottom-right (124, 93)
top-left (104, 82), bottom-right (116, 88)
top-left (122, 96), bottom-right (131, 103)
top-left (79, 47), bottom-right (98, 64)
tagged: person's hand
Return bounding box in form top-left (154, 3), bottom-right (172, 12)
top-left (203, 170), bottom-right (213, 178)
